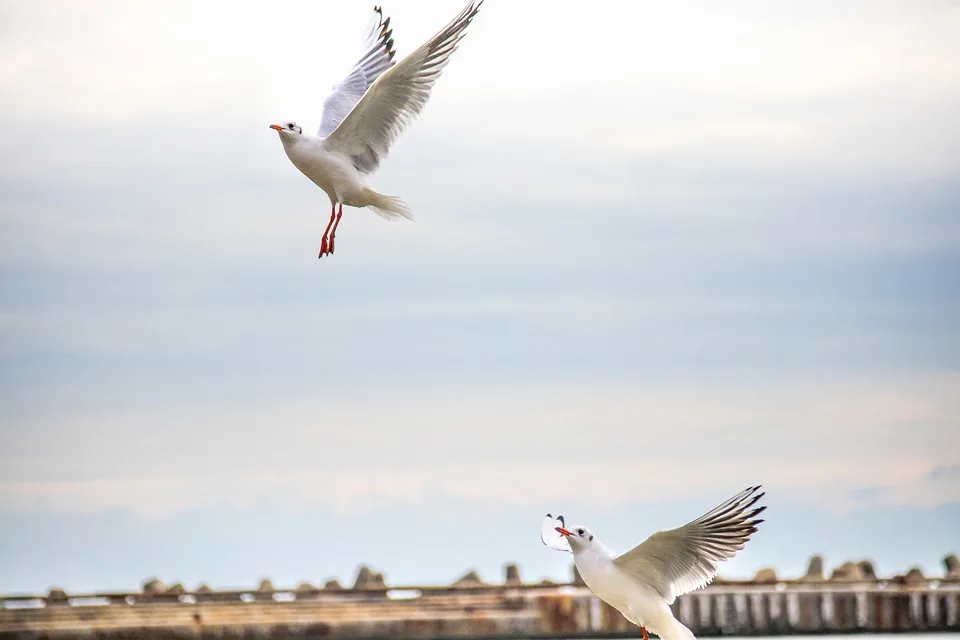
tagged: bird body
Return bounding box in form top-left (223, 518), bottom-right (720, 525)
top-left (275, 134), bottom-right (400, 215)
top-left (575, 547), bottom-right (696, 640)
top-left (270, 2), bottom-right (483, 258)
top-left (542, 486), bottom-right (766, 640)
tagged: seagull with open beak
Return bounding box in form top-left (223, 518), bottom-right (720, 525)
top-left (541, 486), bottom-right (767, 640)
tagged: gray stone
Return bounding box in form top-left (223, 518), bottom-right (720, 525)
top-left (830, 562), bottom-right (865, 582)
top-left (753, 567), bottom-right (778, 584)
top-left (572, 564), bottom-right (585, 586)
top-left (47, 588), bottom-right (68, 604)
top-left (142, 578), bottom-right (166, 594)
top-left (904, 567), bottom-right (926, 584)
top-left (944, 554), bottom-right (960, 578)
top-left (452, 570), bottom-right (486, 588)
top-left (802, 555), bottom-right (825, 581)
top-left (353, 565), bottom-right (386, 590)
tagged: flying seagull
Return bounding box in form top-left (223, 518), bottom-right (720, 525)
top-left (270, 1), bottom-right (483, 258)
top-left (541, 486), bottom-right (766, 640)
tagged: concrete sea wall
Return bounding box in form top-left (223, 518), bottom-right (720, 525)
top-left (2, 555), bottom-right (959, 639)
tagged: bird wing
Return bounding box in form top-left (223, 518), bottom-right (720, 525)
top-left (322, 0), bottom-right (482, 174)
top-left (317, 6), bottom-right (397, 138)
top-left (541, 513), bottom-right (572, 553)
top-left (613, 486), bottom-right (766, 604)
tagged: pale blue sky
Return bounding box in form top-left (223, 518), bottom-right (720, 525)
top-left (1, 0), bottom-right (958, 594)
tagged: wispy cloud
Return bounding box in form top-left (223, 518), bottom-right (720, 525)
top-left (2, 373), bottom-right (956, 516)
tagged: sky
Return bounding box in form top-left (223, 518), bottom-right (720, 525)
top-left (1, 0), bottom-right (958, 595)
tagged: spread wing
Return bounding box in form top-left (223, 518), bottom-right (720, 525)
top-left (318, 6), bottom-right (397, 138)
top-left (541, 513), bottom-right (572, 553)
top-left (323, 0), bottom-right (483, 174)
top-left (613, 486), bottom-right (766, 603)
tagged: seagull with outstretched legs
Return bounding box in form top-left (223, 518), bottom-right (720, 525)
top-left (541, 486), bottom-right (766, 640)
top-left (270, 2), bottom-right (484, 258)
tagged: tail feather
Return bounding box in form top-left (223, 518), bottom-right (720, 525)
top-left (363, 188), bottom-right (413, 221)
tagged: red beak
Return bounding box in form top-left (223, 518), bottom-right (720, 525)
top-left (555, 527), bottom-right (573, 537)
top-left (269, 124), bottom-right (284, 131)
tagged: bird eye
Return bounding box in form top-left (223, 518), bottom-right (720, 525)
top-left (577, 528), bottom-right (584, 536)
top-left (288, 123), bottom-right (295, 129)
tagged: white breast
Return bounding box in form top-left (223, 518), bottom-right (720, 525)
top-left (283, 137), bottom-right (367, 205)
top-left (576, 552), bottom-right (663, 626)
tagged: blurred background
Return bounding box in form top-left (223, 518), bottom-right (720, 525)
top-left (0, 0), bottom-right (958, 594)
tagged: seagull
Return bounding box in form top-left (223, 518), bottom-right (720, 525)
top-left (541, 486), bottom-right (766, 640)
top-left (269, 1), bottom-right (483, 259)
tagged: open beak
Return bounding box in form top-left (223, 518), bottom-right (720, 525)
top-left (555, 527), bottom-right (573, 537)
top-left (269, 124), bottom-right (284, 131)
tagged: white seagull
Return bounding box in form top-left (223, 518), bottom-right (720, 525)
top-left (541, 486), bottom-right (766, 640)
top-left (270, 2), bottom-right (483, 259)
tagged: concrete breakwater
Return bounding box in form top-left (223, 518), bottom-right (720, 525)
top-left (2, 554), bottom-right (959, 639)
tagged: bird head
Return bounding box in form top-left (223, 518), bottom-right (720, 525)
top-left (556, 524), bottom-right (596, 549)
top-left (269, 121), bottom-right (302, 137)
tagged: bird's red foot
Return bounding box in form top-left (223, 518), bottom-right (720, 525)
top-left (641, 627), bottom-right (649, 640)
top-left (318, 203), bottom-right (343, 259)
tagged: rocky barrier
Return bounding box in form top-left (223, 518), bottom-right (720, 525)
top-left (2, 555), bottom-right (958, 639)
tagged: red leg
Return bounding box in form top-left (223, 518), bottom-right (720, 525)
top-left (641, 627), bottom-right (649, 640)
top-left (318, 203), bottom-right (336, 258)
top-left (328, 203), bottom-right (344, 254)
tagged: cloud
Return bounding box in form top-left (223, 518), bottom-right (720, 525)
top-left (1, 372), bottom-right (957, 516)
top-left (3, 1), bottom-right (959, 181)
top-left (1, 492), bottom-right (958, 594)
top-left (852, 464), bottom-right (960, 509)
